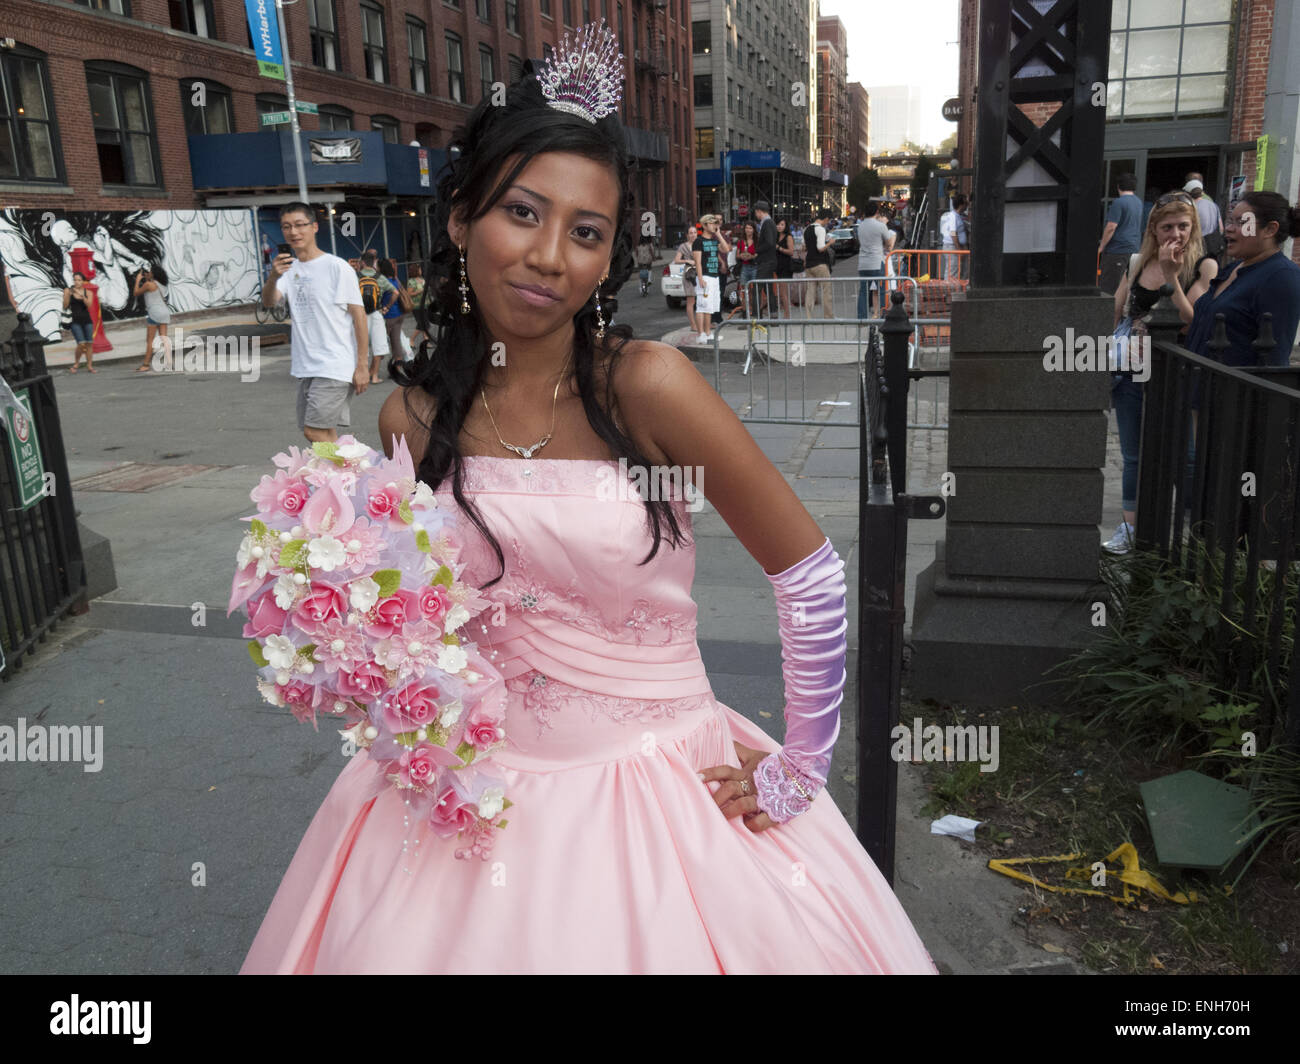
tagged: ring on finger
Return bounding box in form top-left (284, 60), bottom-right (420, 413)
top-left (739, 778), bottom-right (749, 795)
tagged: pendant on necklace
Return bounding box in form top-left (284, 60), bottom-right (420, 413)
top-left (506, 435), bottom-right (552, 459)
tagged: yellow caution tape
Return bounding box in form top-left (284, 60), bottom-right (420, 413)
top-left (988, 843), bottom-right (1229, 906)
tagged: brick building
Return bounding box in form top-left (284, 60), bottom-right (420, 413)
top-left (814, 14), bottom-right (850, 177)
top-left (846, 82), bottom-right (870, 178)
top-left (1, 0), bottom-right (695, 231)
top-left (955, 0), bottom-right (1300, 254)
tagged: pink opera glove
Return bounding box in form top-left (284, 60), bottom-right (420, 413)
top-left (753, 537), bottom-right (847, 823)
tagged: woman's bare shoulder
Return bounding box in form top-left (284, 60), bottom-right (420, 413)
top-left (378, 385), bottom-right (435, 459)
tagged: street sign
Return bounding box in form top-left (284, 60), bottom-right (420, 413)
top-left (942, 97), bottom-right (963, 121)
top-left (294, 100), bottom-right (318, 115)
top-left (4, 388), bottom-right (47, 511)
top-left (243, 0), bottom-right (286, 80)
top-left (261, 111), bottom-right (292, 126)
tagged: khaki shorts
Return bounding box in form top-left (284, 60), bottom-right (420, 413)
top-left (367, 311), bottom-right (390, 357)
top-left (297, 376), bottom-right (355, 431)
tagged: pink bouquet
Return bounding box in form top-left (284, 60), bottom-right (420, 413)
top-left (228, 435), bottom-right (511, 860)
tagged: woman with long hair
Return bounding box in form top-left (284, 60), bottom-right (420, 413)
top-left (673, 223), bottom-right (698, 333)
top-left (62, 271), bottom-right (96, 373)
top-left (1104, 193), bottom-right (1218, 553)
top-left (133, 262), bottom-right (170, 372)
top-left (773, 217), bottom-right (796, 318)
top-left (238, 23), bottom-right (936, 975)
top-left (735, 220), bottom-right (758, 318)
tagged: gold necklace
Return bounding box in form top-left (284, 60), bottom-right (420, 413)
top-left (480, 355), bottom-right (572, 459)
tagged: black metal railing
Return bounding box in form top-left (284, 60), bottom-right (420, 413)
top-left (856, 292), bottom-right (945, 879)
top-left (1136, 289), bottom-right (1299, 746)
top-left (0, 314), bottom-right (86, 677)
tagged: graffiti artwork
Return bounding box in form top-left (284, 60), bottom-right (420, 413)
top-left (0, 209), bottom-right (260, 341)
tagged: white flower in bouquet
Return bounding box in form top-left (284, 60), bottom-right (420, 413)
top-left (307, 534), bottom-right (347, 572)
top-left (348, 576), bottom-right (381, 612)
top-left (263, 634), bottom-right (299, 670)
top-left (477, 786), bottom-right (506, 820)
top-left (437, 642), bottom-right (469, 675)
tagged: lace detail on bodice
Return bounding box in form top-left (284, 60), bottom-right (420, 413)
top-left (506, 670), bottom-right (714, 738)
top-left (484, 533), bottom-right (696, 646)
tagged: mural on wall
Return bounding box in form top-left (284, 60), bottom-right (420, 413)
top-left (0, 209), bottom-right (260, 341)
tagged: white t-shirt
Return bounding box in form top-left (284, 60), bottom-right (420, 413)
top-left (856, 217), bottom-right (893, 270)
top-left (273, 252), bottom-right (364, 382)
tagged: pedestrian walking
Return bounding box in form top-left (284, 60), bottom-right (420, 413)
top-left (802, 208), bottom-right (837, 319)
top-left (855, 201), bottom-right (895, 320)
top-left (1184, 173), bottom-right (1225, 259)
top-left (262, 201), bottom-right (369, 443)
top-left (1098, 173), bottom-right (1142, 294)
top-left (62, 271), bottom-right (96, 373)
top-left (378, 257), bottom-right (414, 364)
top-left (133, 263), bottom-right (170, 372)
top-left (358, 250), bottom-right (398, 382)
top-left (674, 224), bottom-right (698, 334)
top-left (773, 217), bottom-right (797, 319)
top-left (939, 194), bottom-right (968, 281)
top-left (634, 235), bottom-right (655, 295)
top-left (752, 200), bottom-right (778, 320)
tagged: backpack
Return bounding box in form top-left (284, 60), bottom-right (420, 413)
top-left (358, 274), bottom-right (381, 315)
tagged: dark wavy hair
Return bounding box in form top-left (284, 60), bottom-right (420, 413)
top-left (388, 60), bottom-right (690, 590)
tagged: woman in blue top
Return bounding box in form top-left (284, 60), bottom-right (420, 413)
top-left (1181, 191), bottom-right (1300, 365)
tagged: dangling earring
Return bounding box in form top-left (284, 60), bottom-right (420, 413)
top-left (458, 245), bottom-right (470, 315)
top-left (594, 277), bottom-right (607, 339)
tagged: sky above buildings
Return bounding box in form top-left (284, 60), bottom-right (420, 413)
top-left (818, 0), bottom-right (961, 150)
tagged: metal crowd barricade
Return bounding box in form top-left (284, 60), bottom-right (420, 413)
top-left (706, 276), bottom-right (950, 430)
top-left (712, 275), bottom-right (951, 430)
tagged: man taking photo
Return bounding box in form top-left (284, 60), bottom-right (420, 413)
top-left (262, 202), bottom-right (369, 443)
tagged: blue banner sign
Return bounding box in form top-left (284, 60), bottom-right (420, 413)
top-left (244, 0), bottom-right (286, 80)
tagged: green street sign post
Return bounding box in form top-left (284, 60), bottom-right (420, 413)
top-left (294, 100), bottom-right (318, 115)
top-left (260, 110), bottom-right (292, 126)
top-left (5, 388), bottom-right (47, 510)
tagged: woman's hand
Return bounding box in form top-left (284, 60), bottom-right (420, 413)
top-left (700, 741), bottom-right (777, 833)
top-left (1158, 238), bottom-right (1184, 282)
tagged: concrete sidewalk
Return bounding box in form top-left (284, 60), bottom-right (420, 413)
top-left (0, 346), bottom-right (1124, 975)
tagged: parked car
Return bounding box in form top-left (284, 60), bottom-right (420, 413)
top-left (831, 227), bottom-right (859, 257)
top-left (662, 262), bottom-right (688, 309)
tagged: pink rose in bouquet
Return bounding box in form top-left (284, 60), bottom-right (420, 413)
top-left (228, 435), bottom-right (512, 861)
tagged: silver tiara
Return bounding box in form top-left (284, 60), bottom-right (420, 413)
top-left (538, 19), bottom-right (624, 124)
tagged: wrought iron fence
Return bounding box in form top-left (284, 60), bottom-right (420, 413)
top-left (0, 314), bottom-right (86, 678)
top-left (1136, 292), bottom-right (1300, 746)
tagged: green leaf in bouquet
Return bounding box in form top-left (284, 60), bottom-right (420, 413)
top-left (454, 740), bottom-right (477, 764)
top-left (278, 539), bottom-right (308, 569)
top-left (415, 529), bottom-right (431, 553)
top-left (312, 441), bottom-right (345, 466)
top-left (248, 640), bottom-right (269, 668)
top-left (441, 631), bottom-right (460, 646)
top-left (394, 730), bottom-right (419, 748)
top-left (431, 564), bottom-right (454, 588)
top-left (299, 643), bottom-right (318, 662)
top-left (428, 723), bottom-right (449, 747)
top-left (372, 569), bottom-right (402, 598)
top-left (496, 819), bottom-right (508, 828)
top-left (397, 498), bottom-right (414, 524)
top-left (501, 798), bottom-right (513, 810)
top-left (250, 518), bottom-right (269, 538)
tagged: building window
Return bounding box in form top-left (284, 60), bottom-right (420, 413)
top-left (541, 0), bottom-right (551, 17)
top-left (694, 74), bottom-right (711, 108)
top-left (0, 44), bottom-right (63, 183)
top-left (361, 2), bottom-right (388, 83)
top-left (75, 0), bottom-right (129, 12)
top-left (168, 0), bottom-right (212, 36)
top-left (307, 0), bottom-right (339, 70)
top-left (479, 46), bottom-right (495, 102)
top-left (563, 1), bottom-right (573, 28)
top-left (408, 19), bottom-right (429, 93)
top-left (582, 0), bottom-right (591, 22)
top-left (446, 34), bottom-right (465, 103)
top-left (617, 4), bottom-right (624, 48)
top-left (179, 77), bottom-right (233, 135)
top-left (695, 126), bottom-right (713, 158)
top-left (86, 62), bottom-right (160, 187)
top-left (506, 0), bottom-right (518, 33)
top-left (319, 104), bottom-right (353, 131)
top-left (692, 20), bottom-right (710, 54)
top-left (477, 0), bottom-right (490, 20)
top-left (256, 92), bottom-right (289, 117)
top-left (371, 114), bottom-right (400, 142)
top-left (508, 54), bottom-right (522, 83)
top-left (1107, 0), bottom-right (1232, 118)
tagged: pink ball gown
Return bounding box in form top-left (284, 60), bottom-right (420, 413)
top-left (240, 455), bottom-right (937, 974)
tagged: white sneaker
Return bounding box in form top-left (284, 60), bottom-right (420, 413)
top-left (1102, 521), bottom-right (1135, 554)
top-left (697, 332), bottom-right (712, 344)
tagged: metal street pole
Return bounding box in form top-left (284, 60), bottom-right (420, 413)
top-left (275, 0), bottom-right (309, 202)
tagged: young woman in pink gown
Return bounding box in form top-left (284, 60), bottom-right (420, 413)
top-left (240, 23), bottom-right (936, 975)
